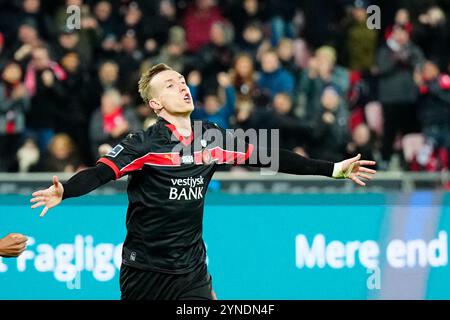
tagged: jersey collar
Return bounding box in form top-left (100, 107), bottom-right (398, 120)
top-left (157, 116), bottom-right (194, 146)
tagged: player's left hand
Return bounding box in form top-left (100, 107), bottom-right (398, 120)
top-left (333, 154), bottom-right (376, 186)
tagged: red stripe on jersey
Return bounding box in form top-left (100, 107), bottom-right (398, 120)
top-left (120, 152), bottom-right (181, 174)
top-left (97, 158), bottom-right (121, 179)
top-left (209, 144), bottom-right (254, 164)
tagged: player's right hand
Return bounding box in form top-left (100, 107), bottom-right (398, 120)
top-left (0, 233), bottom-right (28, 257)
top-left (30, 175), bottom-right (64, 217)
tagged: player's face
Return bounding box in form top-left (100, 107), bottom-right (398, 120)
top-left (151, 70), bottom-right (194, 116)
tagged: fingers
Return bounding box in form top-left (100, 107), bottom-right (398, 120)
top-left (359, 167), bottom-right (377, 174)
top-left (11, 234), bottom-right (28, 244)
top-left (349, 153), bottom-right (361, 163)
top-left (358, 160), bottom-right (376, 166)
top-left (31, 201), bottom-right (46, 209)
top-left (30, 196), bottom-right (48, 203)
top-left (53, 175), bottom-right (59, 188)
top-left (350, 174), bottom-right (366, 186)
top-left (32, 190), bottom-right (44, 197)
top-left (357, 172), bottom-right (373, 180)
top-left (40, 206), bottom-right (49, 217)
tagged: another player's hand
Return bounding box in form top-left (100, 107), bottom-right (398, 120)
top-left (333, 154), bottom-right (376, 186)
top-left (0, 233), bottom-right (28, 257)
top-left (30, 175), bottom-right (64, 217)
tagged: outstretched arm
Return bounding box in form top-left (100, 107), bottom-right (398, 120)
top-left (30, 163), bottom-right (115, 217)
top-left (245, 147), bottom-right (376, 186)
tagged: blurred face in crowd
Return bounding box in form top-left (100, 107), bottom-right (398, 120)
top-left (101, 91), bottom-right (121, 115)
top-left (243, 24), bottom-right (263, 44)
top-left (321, 87), bottom-right (340, 111)
top-left (58, 32), bottom-right (79, 49)
top-left (392, 27), bottom-right (409, 46)
top-left (204, 95), bottom-right (220, 114)
top-left (66, 0), bottom-right (82, 6)
top-left (244, 0), bottom-right (258, 15)
top-left (273, 93), bottom-right (292, 115)
top-left (315, 48), bottom-right (336, 74)
top-left (95, 1), bottom-right (112, 22)
top-left (352, 7), bottom-right (367, 22)
top-left (23, 0), bottom-right (40, 13)
top-left (49, 135), bottom-right (74, 160)
top-left (160, 0), bottom-right (176, 18)
top-left (196, 0), bottom-right (214, 10)
top-left (32, 48), bottom-right (50, 70)
top-left (125, 3), bottom-right (142, 26)
top-left (18, 25), bottom-right (38, 44)
top-left (210, 23), bottom-right (226, 46)
top-left (167, 42), bottom-right (184, 57)
top-left (121, 33), bottom-right (138, 53)
top-left (277, 39), bottom-right (293, 62)
top-left (2, 63), bottom-right (22, 84)
top-left (422, 61), bottom-right (439, 81)
top-left (261, 51), bottom-right (280, 73)
top-left (99, 62), bottom-right (119, 84)
top-left (395, 8), bottom-right (410, 25)
top-left (235, 54), bottom-right (254, 78)
top-left (149, 70), bottom-right (194, 116)
top-left (353, 124), bottom-right (370, 147)
top-left (61, 52), bottom-right (80, 73)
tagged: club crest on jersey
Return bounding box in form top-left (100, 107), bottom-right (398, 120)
top-left (181, 155), bottom-right (194, 164)
top-left (106, 144), bottom-right (124, 158)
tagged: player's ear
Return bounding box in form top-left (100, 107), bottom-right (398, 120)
top-left (148, 99), bottom-right (163, 113)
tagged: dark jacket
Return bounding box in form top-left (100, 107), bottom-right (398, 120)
top-left (377, 42), bottom-right (425, 105)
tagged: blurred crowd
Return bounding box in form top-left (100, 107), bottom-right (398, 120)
top-left (0, 0), bottom-right (449, 173)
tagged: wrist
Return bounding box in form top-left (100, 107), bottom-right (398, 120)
top-left (332, 162), bottom-right (344, 179)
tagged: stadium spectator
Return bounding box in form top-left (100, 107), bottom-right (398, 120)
top-left (308, 86), bottom-right (349, 162)
top-left (226, 0), bottom-right (267, 43)
top-left (346, 123), bottom-right (376, 168)
top-left (36, 133), bottom-right (82, 172)
top-left (24, 46), bottom-right (67, 152)
top-left (238, 21), bottom-right (269, 62)
top-left (8, 20), bottom-right (42, 65)
top-left (84, 60), bottom-right (121, 115)
top-left (414, 60), bottom-right (450, 153)
top-left (59, 51), bottom-right (92, 164)
top-left (196, 21), bottom-right (236, 89)
top-left (257, 49), bottom-right (295, 105)
top-left (340, 0), bottom-right (378, 72)
top-left (276, 38), bottom-right (300, 79)
top-left (18, 0), bottom-right (55, 41)
top-left (183, 0), bottom-right (224, 53)
top-left (230, 53), bottom-right (259, 115)
top-left (189, 71), bottom-right (236, 129)
top-left (142, 0), bottom-right (179, 56)
top-left (377, 24), bottom-right (425, 167)
top-left (298, 46), bottom-right (349, 120)
top-left (89, 89), bottom-right (140, 158)
top-left (143, 26), bottom-right (188, 75)
top-left (0, 62), bottom-right (29, 172)
top-left (415, 6), bottom-right (450, 71)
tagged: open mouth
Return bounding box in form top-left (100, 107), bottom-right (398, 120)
top-left (184, 93), bottom-right (192, 103)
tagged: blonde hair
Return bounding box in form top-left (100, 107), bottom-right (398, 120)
top-left (138, 63), bottom-right (173, 103)
top-left (315, 46), bottom-right (337, 64)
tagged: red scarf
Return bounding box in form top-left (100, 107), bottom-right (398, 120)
top-left (103, 107), bottom-right (125, 133)
top-left (24, 61), bottom-right (67, 97)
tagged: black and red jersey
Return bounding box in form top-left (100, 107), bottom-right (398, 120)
top-left (97, 117), bottom-right (253, 274)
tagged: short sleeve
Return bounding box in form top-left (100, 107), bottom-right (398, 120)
top-left (96, 132), bottom-right (148, 179)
